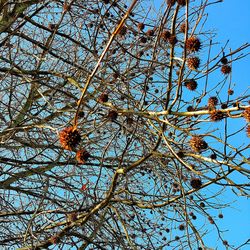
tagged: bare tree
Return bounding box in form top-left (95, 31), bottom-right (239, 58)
top-left (0, 0), bottom-right (249, 249)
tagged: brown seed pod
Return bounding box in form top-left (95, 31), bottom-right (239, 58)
top-left (210, 153), bottom-right (217, 160)
top-left (112, 72), bottom-right (119, 79)
top-left (119, 26), bottom-right (127, 36)
top-left (221, 65), bottom-right (231, 74)
top-left (168, 35), bottom-right (178, 45)
top-left (243, 107), bottom-right (250, 122)
top-left (137, 22), bottom-right (145, 31)
top-left (59, 127), bottom-right (81, 151)
top-left (227, 89), bottom-right (234, 95)
top-left (190, 177), bottom-right (202, 189)
top-left (218, 213), bottom-right (224, 219)
top-left (187, 57), bottom-right (200, 70)
top-left (176, 151), bottom-right (184, 158)
top-left (48, 23), bottom-right (56, 30)
top-left (177, 0), bottom-right (188, 6)
top-left (76, 149), bottom-right (90, 164)
top-left (161, 30), bottom-right (171, 41)
top-left (63, 3), bottom-right (71, 12)
top-left (186, 36), bottom-right (201, 52)
top-left (189, 136), bottom-right (208, 152)
top-left (179, 22), bottom-right (187, 33)
top-left (178, 224), bottom-right (185, 231)
top-left (140, 36), bottom-right (147, 43)
top-left (200, 202), bottom-right (205, 207)
top-left (208, 96), bottom-right (218, 108)
top-left (67, 212), bottom-right (78, 222)
top-left (210, 110), bottom-right (225, 121)
top-left (146, 29), bottom-right (154, 36)
top-left (99, 93), bottom-right (109, 103)
top-left (167, 0), bottom-right (176, 6)
top-left (221, 103), bottom-right (228, 109)
top-left (223, 240), bottom-right (229, 246)
top-left (184, 79), bottom-right (198, 91)
top-left (220, 57), bottom-right (228, 65)
top-left (187, 106), bottom-right (194, 112)
top-left (78, 111), bottom-right (85, 118)
top-left (108, 110), bottom-right (118, 121)
top-left (126, 117), bottom-right (134, 125)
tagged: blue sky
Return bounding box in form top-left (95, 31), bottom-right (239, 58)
top-left (151, 0), bottom-right (250, 248)
top-left (204, 0), bottom-right (250, 92)
top-left (203, 1), bottom-right (250, 249)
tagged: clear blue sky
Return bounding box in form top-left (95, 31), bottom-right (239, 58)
top-left (151, 0), bottom-right (250, 249)
top-left (203, 1), bottom-right (250, 249)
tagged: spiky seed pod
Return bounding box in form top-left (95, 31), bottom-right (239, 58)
top-left (168, 35), bottom-right (178, 45)
top-left (187, 57), bottom-right (200, 70)
top-left (48, 23), bottom-right (56, 30)
top-left (220, 57), bottom-right (228, 65)
top-left (161, 30), bottom-right (171, 41)
top-left (189, 136), bottom-right (208, 152)
top-left (112, 72), bottom-right (119, 79)
top-left (126, 117), bottom-right (134, 125)
top-left (243, 107), bottom-right (250, 122)
top-left (179, 22), bottom-right (187, 33)
top-left (187, 106), bottom-right (194, 112)
top-left (140, 36), bottom-right (147, 43)
top-left (108, 110), bottom-right (118, 121)
top-left (210, 110), bottom-right (225, 121)
top-left (246, 125), bottom-right (250, 137)
top-left (177, 0), bottom-right (188, 6)
top-left (78, 111), bottom-right (85, 118)
top-left (223, 241), bottom-right (228, 246)
top-left (137, 22), bottom-right (145, 31)
top-left (218, 213), bottom-right (224, 219)
top-left (190, 177), bottom-right (202, 189)
top-left (186, 36), bottom-right (201, 52)
top-left (63, 3), bottom-right (71, 12)
top-left (208, 96), bottom-right (218, 108)
top-left (146, 29), bottom-right (154, 36)
top-left (227, 89), bottom-right (234, 96)
top-left (167, 0), bottom-right (176, 6)
top-left (99, 93), bottom-right (109, 102)
top-left (200, 202), bottom-right (205, 207)
top-left (210, 153), bottom-right (217, 160)
top-left (76, 149), bottom-right (90, 164)
top-left (119, 26), bottom-right (127, 36)
top-left (178, 224), bottom-right (185, 231)
top-left (59, 127), bottom-right (81, 151)
top-left (176, 151), bottom-right (184, 158)
top-left (67, 212), bottom-right (78, 222)
top-left (221, 103), bottom-right (228, 109)
top-left (184, 79), bottom-right (198, 91)
top-left (221, 65), bottom-right (231, 74)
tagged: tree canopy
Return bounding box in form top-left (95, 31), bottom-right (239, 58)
top-left (0, 0), bottom-right (249, 249)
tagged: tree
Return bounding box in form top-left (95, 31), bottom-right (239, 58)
top-left (0, 0), bottom-right (249, 249)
